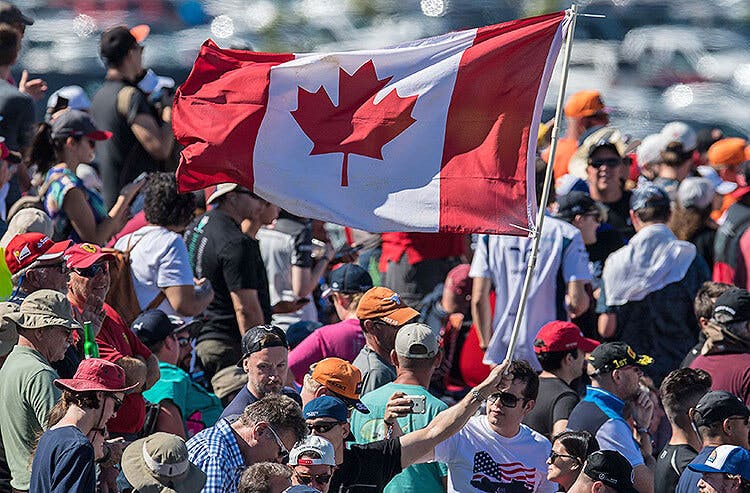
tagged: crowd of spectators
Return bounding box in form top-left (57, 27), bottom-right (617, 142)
top-left (0, 2), bottom-right (748, 493)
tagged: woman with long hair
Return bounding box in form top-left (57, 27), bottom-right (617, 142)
top-left (547, 430), bottom-right (599, 491)
top-left (29, 358), bottom-right (136, 492)
top-left (669, 177), bottom-right (717, 270)
top-left (28, 109), bottom-right (141, 244)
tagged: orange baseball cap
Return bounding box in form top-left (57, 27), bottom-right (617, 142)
top-left (311, 357), bottom-right (369, 413)
top-left (355, 286), bottom-right (419, 326)
top-left (564, 90), bottom-right (608, 118)
top-left (707, 138), bottom-right (748, 167)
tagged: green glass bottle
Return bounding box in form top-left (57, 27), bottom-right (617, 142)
top-left (83, 321), bottom-right (99, 359)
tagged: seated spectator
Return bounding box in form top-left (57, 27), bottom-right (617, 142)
top-left (114, 172), bottom-right (213, 318)
top-left (122, 432), bottom-right (206, 493)
top-left (188, 394), bottom-right (307, 493)
top-left (656, 368), bottom-right (713, 493)
top-left (299, 357), bottom-right (369, 412)
top-left (288, 264), bottom-right (373, 383)
top-left (134, 310), bottom-right (223, 438)
top-left (350, 323), bottom-right (448, 492)
top-left (547, 431), bottom-right (599, 492)
top-left (29, 110), bottom-right (142, 244)
top-left (681, 281), bottom-right (733, 368)
top-left (670, 177), bottom-right (718, 270)
top-left (353, 286), bottom-right (419, 394)
top-left (676, 391), bottom-right (750, 493)
top-left (221, 324), bottom-right (301, 420)
top-left (239, 462), bottom-right (293, 493)
top-left (686, 445), bottom-right (750, 493)
top-left (567, 450), bottom-right (639, 493)
top-left (289, 435), bottom-right (336, 493)
top-left (30, 358), bottom-right (135, 492)
top-left (0, 289), bottom-right (78, 491)
top-left (689, 288), bottom-right (750, 405)
top-left (524, 321), bottom-right (599, 439)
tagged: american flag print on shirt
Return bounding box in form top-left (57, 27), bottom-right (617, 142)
top-left (471, 451), bottom-right (538, 492)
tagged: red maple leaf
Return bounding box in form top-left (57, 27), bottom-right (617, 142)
top-left (291, 60), bottom-right (418, 186)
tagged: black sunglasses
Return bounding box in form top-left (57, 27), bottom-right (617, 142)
top-left (589, 157), bottom-right (622, 169)
top-left (111, 394), bottom-right (124, 412)
top-left (487, 391), bottom-right (524, 408)
top-left (296, 472), bottom-right (333, 485)
top-left (549, 451), bottom-right (580, 463)
top-left (73, 262), bottom-right (108, 278)
top-left (307, 421), bottom-right (340, 434)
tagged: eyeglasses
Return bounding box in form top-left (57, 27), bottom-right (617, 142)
top-left (307, 421), bottom-right (340, 434)
top-left (549, 451), bottom-right (581, 463)
top-left (589, 157), bottom-right (622, 169)
top-left (267, 425), bottom-right (289, 464)
top-left (296, 472), bottom-right (333, 486)
top-left (487, 391), bottom-right (524, 408)
top-left (73, 262), bottom-right (108, 278)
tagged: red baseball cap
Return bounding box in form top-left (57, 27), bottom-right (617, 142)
top-left (533, 321), bottom-right (599, 353)
top-left (55, 358), bottom-right (138, 394)
top-left (4, 233), bottom-right (72, 275)
top-left (64, 243), bottom-right (114, 269)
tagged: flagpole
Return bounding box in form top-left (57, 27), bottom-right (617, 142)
top-left (503, 5), bottom-right (579, 364)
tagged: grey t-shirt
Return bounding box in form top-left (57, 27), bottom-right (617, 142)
top-left (353, 345), bottom-right (396, 396)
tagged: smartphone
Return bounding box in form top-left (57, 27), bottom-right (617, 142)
top-left (405, 395), bottom-right (426, 414)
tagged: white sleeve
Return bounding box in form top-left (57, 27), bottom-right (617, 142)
top-left (157, 235), bottom-right (196, 288)
top-left (562, 230), bottom-right (592, 282)
top-left (434, 433), bottom-right (458, 464)
top-left (469, 235), bottom-right (491, 279)
top-left (596, 419), bottom-right (645, 467)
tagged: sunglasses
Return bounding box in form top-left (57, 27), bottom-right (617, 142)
top-left (549, 451), bottom-right (580, 463)
top-left (589, 157), bottom-right (622, 169)
top-left (307, 421), bottom-right (340, 434)
top-left (487, 391), bottom-right (524, 408)
top-left (73, 262), bottom-right (108, 278)
top-left (267, 425), bottom-right (289, 464)
top-left (111, 394), bottom-right (124, 412)
top-left (296, 472), bottom-right (333, 486)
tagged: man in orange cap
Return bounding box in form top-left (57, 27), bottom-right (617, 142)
top-left (300, 357), bottom-right (370, 413)
top-left (708, 137), bottom-right (748, 183)
top-left (353, 287), bottom-right (420, 394)
top-left (541, 90), bottom-right (610, 180)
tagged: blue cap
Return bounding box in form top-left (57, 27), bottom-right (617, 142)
top-left (688, 445), bottom-right (750, 480)
top-left (630, 184), bottom-right (670, 212)
top-left (286, 320), bottom-right (322, 349)
top-left (303, 396), bottom-right (348, 422)
top-left (322, 264), bottom-right (373, 298)
top-left (132, 309), bottom-right (176, 346)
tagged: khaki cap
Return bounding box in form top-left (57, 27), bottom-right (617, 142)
top-left (4, 289), bottom-right (81, 331)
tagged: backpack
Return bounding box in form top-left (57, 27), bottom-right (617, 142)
top-left (103, 234), bottom-right (165, 326)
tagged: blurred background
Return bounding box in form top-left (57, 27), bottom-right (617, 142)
top-left (14, 0), bottom-right (750, 139)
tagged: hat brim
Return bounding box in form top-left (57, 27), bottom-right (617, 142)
top-left (380, 306), bottom-right (420, 326)
top-left (37, 239), bottom-right (73, 261)
top-left (54, 378), bottom-right (138, 394)
top-left (172, 318), bottom-right (202, 339)
top-left (579, 337), bottom-right (600, 353)
top-left (68, 251), bottom-right (115, 269)
top-left (340, 396), bottom-right (370, 414)
top-left (716, 181), bottom-right (738, 195)
top-left (4, 311), bottom-right (81, 331)
top-left (87, 130), bottom-right (113, 141)
top-left (129, 24), bottom-right (150, 43)
top-left (206, 184), bottom-right (239, 205)
top-left (122, 436), bottom-right (206, 493)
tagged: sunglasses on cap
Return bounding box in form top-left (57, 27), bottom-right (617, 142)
top-left (73, 262), bottom-right (108, 278)
top-left (487, 391), bottom-right (525, 408)
top-left (588, 157), bottom-right (622, 169)
top-left (296, 472), bottom-right (333, 486)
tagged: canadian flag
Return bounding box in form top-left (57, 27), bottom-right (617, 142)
top-left (174, 11), bottom-right (568, 234)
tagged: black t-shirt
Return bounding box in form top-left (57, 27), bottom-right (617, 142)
top-left (184, 209), bottom-right (272, 343)
top-left (91, 79), bottom-right (164, 207)
top-left (522, 376), bottom-right (579, 440)
top-left (601, 191), bottom-right (634, 241)
top-left (655, 443), bottom-right (698, 493)
top-left (330, 439), bottom-right (403, 493)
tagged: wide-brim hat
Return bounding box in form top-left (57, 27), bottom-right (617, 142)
top-left (55, 358), bottom-right (138, 393)
top-left (4, 289), bottom-right (81, 331)
top-left (122, 433), bottom-right (206, 493)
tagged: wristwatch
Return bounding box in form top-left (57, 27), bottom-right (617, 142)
top-left (471, 389), bottom-right (486, 403)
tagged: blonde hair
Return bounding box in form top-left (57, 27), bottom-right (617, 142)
top-left (335, 292), bottom-right (365, 312)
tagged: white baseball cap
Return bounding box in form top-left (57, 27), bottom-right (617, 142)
top-left (697, 165), bottom-right (738, 196)
top-left (289, 436), bottom-right (336, 467)
top-left (661, 121), bottom-right (697, 152)
top-left (47, 85), bottom-right (91, 112)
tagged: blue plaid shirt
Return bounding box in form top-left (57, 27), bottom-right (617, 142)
top-left (187, 418), bottom-right (245, 493)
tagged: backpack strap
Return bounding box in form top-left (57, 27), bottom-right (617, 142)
top-left (126, 228), bottom-right (167, 311)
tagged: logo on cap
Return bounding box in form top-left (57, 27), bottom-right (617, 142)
top-left (626, 346), bottom-right (636, 359)
top-left (37, 237), bottom-right (50, 249)
top-left (14, 245), bottom-right (30, 262)
top-left (383, 293), bottom-right (402, 305)
top-left (707, 449), bottom-right (718, 463)
top-left (81, 243), bottom-right (98, 253)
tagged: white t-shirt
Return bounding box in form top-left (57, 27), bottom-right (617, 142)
top-left (435, 416), bottom-right (556, 493)
top-left (470, 216), bottom-right (591, 367)
top-left (114, 225), bottom-right (194, 318)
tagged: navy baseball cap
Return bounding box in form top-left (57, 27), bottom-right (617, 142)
top-left (630, 184), bottom-right (670, 212)
top-left (322, 264), bottom-right (373, 298)
top-left (132, 310), bottom-right (177, 346)
top-left (50, 110), bottom-right (112, 141)
top-left (303, 396), bottom-right (348, 423)
top-left (693, 390), bottom-right (750, 427)
top-left (555, 191), bottom-right (599, 221)
top-left (286, 320), bottom-right (322, 349)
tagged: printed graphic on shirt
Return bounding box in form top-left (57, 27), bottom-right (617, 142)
top-left (471, 451), bottom-right (536, 492)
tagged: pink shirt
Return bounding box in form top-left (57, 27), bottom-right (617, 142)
top-left (288, 318), bottom-right (365, 384)
top-left (690, 352), bottom-right (750, 406)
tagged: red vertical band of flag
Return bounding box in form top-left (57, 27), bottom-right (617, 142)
top-left (173, 41), bottom-right (294, 191)
top-left (439, 11), bottom-right (566, 233)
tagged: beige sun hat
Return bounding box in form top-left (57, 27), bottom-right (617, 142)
top-left (122, 433), bottom-right (206, 493)
top-left (0, 209), bottom-right (53, 249)
top-left (3, 289), bottom-right (81, 331)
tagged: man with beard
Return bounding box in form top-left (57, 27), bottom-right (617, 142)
top-left (567, 343), bottom-right (656, 493)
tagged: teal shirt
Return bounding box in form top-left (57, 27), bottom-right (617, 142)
top-left (143, 362), bottom-right (223, 432)
top-left (350, 382), bottom-right (448, 493)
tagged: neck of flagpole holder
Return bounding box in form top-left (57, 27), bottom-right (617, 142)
top-left (502, 5), bottom-right (579, 365)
